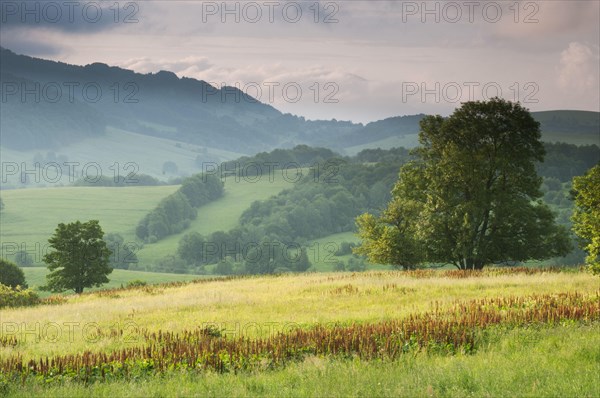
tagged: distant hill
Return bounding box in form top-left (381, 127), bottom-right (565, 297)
top-left (1, 48), bottom-right (597, 157)
top-left (531, 110), bottom-right (600, 146)
top-left (0, 47), bottom-right (359, 153)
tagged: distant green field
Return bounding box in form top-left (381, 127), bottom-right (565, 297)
top-left (0, 172), bottom-right (298, 270)
top-left (21, 267), bottom-right (200, 297)
top-left (0, 185), bottom-right (178, 253)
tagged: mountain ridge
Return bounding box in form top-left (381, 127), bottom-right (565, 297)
top-left (1, 48), bottom-right (598, 154)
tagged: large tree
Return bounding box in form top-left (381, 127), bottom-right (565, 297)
top-left (356, 98), bottom-right (571, 270)
top-left (571, 164), bottom-right (600, 274)
top-left (43, 220), bottom-right (112, 293)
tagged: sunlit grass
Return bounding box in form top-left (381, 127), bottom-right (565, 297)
top-left (2, 270), bottom-right (597, 361)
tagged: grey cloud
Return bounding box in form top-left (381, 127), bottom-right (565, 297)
top-left (0, 31), bottom-right (63, 57)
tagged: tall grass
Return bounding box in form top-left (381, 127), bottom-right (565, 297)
top-left (1, 291), bottom-right (597, 383)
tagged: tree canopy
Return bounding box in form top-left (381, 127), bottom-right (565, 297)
top-left (356, 98), bottom-right (571, 270)
top-left (571, 163), bottom-right (600, 274)
top-left (43, 220), bottom-right (112, 293)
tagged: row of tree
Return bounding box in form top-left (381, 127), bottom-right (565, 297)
top-left (136, 173), bottom-right (223, 241)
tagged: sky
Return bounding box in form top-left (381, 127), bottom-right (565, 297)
top-left (1, 0), bottom-right (599, 123)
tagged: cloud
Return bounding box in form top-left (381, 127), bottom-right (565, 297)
top-left (116, 55), bottom-right (371, 120)
top-left (0, 30), bottom-right (63, 57)
top-left (558, 42), bottom-right (599, 93)
top-left (119, 56), bottom-right (214, 75)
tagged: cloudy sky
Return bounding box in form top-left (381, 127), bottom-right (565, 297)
top-left (1, 0), bottom-right (598, 123)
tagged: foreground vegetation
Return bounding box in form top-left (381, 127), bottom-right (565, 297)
top-left (3, 324), bottom-right (598, 398)
top-left (1, 269), bottom-right (598, 396)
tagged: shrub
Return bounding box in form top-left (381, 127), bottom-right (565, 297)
top-left (214, 260), bottom-right (234, 275)
top-left (333, 260), bottom-right (346, 272)
top-left (335, 241), bottom-right (356, 256)
top-left (0, 285), bottom-right (40, 308)
top-left (0, 259), bottom-right (27, 288)
top-left (126, 280), bottom-right (147, 288)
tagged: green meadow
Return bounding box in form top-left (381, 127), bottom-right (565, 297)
top-left (1, 270), bottom-right (598, 396)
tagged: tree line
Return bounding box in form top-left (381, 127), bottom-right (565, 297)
top-left (135, 174), bottom-right (224, 242)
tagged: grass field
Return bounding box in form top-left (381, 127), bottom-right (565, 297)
top-left (0, 171), bottom-right (298, 269)
top-left (1, 269), bottom-right (598, 396)
top-left (20, 267), bottom-right (201, 297)
top-left (0, 185), bottom-right (179, 263)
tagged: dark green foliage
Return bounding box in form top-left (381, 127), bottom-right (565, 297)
top-left (157, 255), bottom-right (188, 274)
top-left (537, 143), bottom-right (599, 182)
top-left (0, 258), bottom-right (27, 288)
top-left (43, 220), bottom-right (112, 294)
top-left (357, 99), bottom-right (572, 270)
top-left (352, 147), bottom-right (412, 164)
top-left (347, 257), bottom-right (367, 272)
top-left (571, 164), bottom-right (600, 274)
top-left (293, 248), bottom-right (311, 272)
top-left (214, 259), bottom-right (235, 275)
top-left (335, 241), bottom-right (356, 256)
top-left (333, 260), bottom-right (346, 271)
top-left (126, 279), bottom-right (148, 288)
top-left (220, 145), bottom-right (339, 175)
top-left (239, 158), bottom-right (408, 243)
top-left (104, 233), bottom-right (139, 270)
top-left (136, 174), bottom-right (223, 241)
top-left (178, 232), bottom-right (207, 266)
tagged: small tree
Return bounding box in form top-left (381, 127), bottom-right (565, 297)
top-left (571, 164), bottom-right (600, 274)
top-left (43, 220), bottom-right (112, 294)
top-left (0, 258), bottom-right (27, 288)
top-left (292, 248), bottom-right (311, 272)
